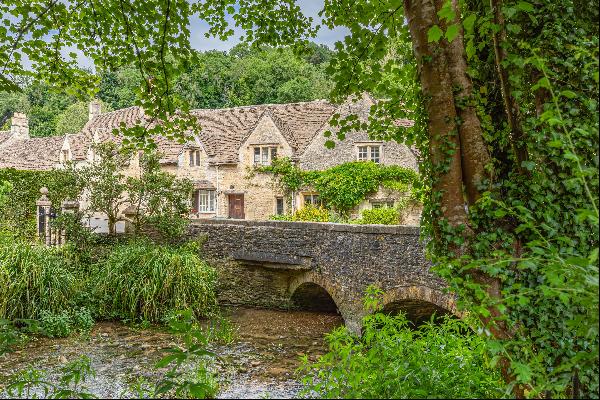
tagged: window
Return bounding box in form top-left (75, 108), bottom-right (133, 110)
top-left (357, 144), bottom-right (382, 163)
top-left (276, 197), bottom-right (284, 215)
top-left (253, 146), bottom-right (278, 166)
top-left (61, 149), bottom-right (70, 162)
top-left (196, 190), bottom-right (216, 212)
top-left (371, 200), bottom-right (395, 209)
top-left (303, 193), bottom-right (322, 207)
top-left (189, 150), bottom-right (201, 166)
top-left (358, 146), bottom-right (368, 161)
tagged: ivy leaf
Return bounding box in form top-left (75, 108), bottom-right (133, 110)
top-left (445, 24), bottom-right (461, 42)
top-left (427, 25), bottom-right (444, 43)
top-left (560, 90), bottom-right (577, 99)
top-left (516, 1), bottom-right (534, 12)
top-left (325, 140), bottom-right (336, 149)
top-left (437, 1), bottom-right (456, 22)
top-left (463, 14), bottom-right (477, 34)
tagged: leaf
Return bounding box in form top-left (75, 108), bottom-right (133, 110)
top-left (463, 14), bottom-right (476, 33)
top-left (511, 362), bottom-right (532, 382)
top-left (516, 1), bottom-right (534, 12)
top-left (427, 25), bottom-right (444, 43)
top-left (560, 90), bottom-right (577, 99)
top-left (547, 140), bottom-right (563, 148)
top-left (445, 24), bottom-right (461, 42)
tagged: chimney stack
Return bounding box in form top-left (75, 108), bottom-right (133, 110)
top-left (88, 99), bottom-right (102, 121)
top-left (10, 112), bottom-right (29, 139)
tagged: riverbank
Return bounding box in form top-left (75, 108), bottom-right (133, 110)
top-left (0, 308), bottom-right (343, 399)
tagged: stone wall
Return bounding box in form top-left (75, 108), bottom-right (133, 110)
top-left (189, 219), bottom-right (455, 332)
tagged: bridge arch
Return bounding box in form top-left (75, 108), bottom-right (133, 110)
top-left (288, 273), bottom-right (344, 313)
top-left (380, 285), bottom-right (460, 325)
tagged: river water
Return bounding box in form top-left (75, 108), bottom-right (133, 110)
top-left (0, 308), bottom-right (343, 399)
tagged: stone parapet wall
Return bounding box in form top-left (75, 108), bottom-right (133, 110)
top-left (188, 219), bottom-right (454, 332)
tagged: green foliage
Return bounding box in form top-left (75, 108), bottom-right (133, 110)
top-left (39, 307), bottom-right (94, 338)
top-left (0, 237), bottom-right (79, 321)
top-left (154, 309), bottom-right (219, 399)
top-left (92, 240), bottom-right (217, 323)
top-left (290, 205), bottom-right (330, 222)
top-left (54, 100), bottom-right (112, 136)
top-left (39, 310), bottom-right (73, 338)
top-left (260, 158), bottom-right (420, 214)
top-left (125, 151), bottom-right (194, 241)
top-left (357, 207), bottom-right (399, 225)
top-left (4, 356), bottom-right (96, 399)
top-left (300, 286), bottom-right (505, 399)
top-left (0, 167), bottom-right (83, 238)
top-left (202, 315), bottom-right (238, 346)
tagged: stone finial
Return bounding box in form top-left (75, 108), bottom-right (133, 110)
top-left (10, 112), bottom-right (29, 139)
top-left (88, 99), bottom-right (102, 121)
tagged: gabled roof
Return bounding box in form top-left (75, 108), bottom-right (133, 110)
top-left (0, 136), bottom-right (65, 171)
top-left (191, 100), bottom-right (337, 164)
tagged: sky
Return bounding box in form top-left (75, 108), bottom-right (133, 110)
top-left (189, 0), bottom-right (348, 51)
top-left (15, 1), bottom-right (348, 72)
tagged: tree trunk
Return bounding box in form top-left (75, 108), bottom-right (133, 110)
top-left (490, 0), bottom-right (529, 170)
top-left (404, 0), bottom-right (470, 241)
top-left (436, 0), bottom-right (492, 205)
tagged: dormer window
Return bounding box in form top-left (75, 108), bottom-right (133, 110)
top-left (253, 146), bottom-right (278, 166)
top-left (189, 149), bottom-right (201, 167)
top-left (357, 144), bottom-right (382, 163)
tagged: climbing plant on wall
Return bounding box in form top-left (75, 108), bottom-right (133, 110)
top-left (258, 158), bottom-right (420, 213)
top-left (0, 167), bottom-right (83, 238)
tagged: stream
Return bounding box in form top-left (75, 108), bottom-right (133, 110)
top-left (0, 308), bottom-right (343, 399)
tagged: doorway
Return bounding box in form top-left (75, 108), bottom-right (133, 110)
top-left (228, 194), bottom-right (245, 219)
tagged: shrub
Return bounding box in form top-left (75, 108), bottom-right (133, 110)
top-left (291, 205), bottom-right (330, 222)
top-left (92, 240), bottom-right (217, 322)
top-left (0, 236), bottom-right (79, 321)
top-left (70, 307), bottom-right (94, 333)
top-left (40, 310), bottom-right (72, 338)
top-left (357, 207), bottom-right (399, 225)
top-left (300, 287), bottom-right (505, 399)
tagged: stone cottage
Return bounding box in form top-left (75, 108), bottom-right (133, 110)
top-left (0, 94), bottom-right (421, 230)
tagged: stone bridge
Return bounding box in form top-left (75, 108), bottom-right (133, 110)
top-left (189, 219), bottom-right (457, 332)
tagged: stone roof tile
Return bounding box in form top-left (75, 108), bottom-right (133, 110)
top-left (0, 136), bottom-right (65, 171)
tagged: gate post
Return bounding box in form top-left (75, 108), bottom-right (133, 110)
top-left (36, 187), bottom-right (52, 245)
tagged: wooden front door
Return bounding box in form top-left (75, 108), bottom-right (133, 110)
top-left (228, 194), bottom-right (245, 219)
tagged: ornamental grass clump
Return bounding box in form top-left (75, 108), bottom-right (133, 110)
top-left (93, 240), bottom-right (217, 322)
top-left (0, 236), bottom-right (78, 320)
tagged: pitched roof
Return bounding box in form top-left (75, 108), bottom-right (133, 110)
top-left (191, 100), bottom-right (337, 164)
top-left (0, 136), bottom-right (65, 171)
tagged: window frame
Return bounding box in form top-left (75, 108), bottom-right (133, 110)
top-left (196, 189), bottom-right (216, 213)
top-left (356, 144), bottom-right (383, 163)
top-left (253, 146), bottom-right (279, 166)
top-left (370, 200), bottom-right (395, 209)
top-left (275, 197), bottom-right (285, 215)
top-left (303, 193), bottom-right (322, 207)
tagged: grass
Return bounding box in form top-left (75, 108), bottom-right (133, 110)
top-left (92, 239), bottom-right (218, 323)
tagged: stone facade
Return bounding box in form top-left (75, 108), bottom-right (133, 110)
top-left (188, 219), bottom-right (456, 332)
top-left (0, 95), bottom-right (422, 228)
